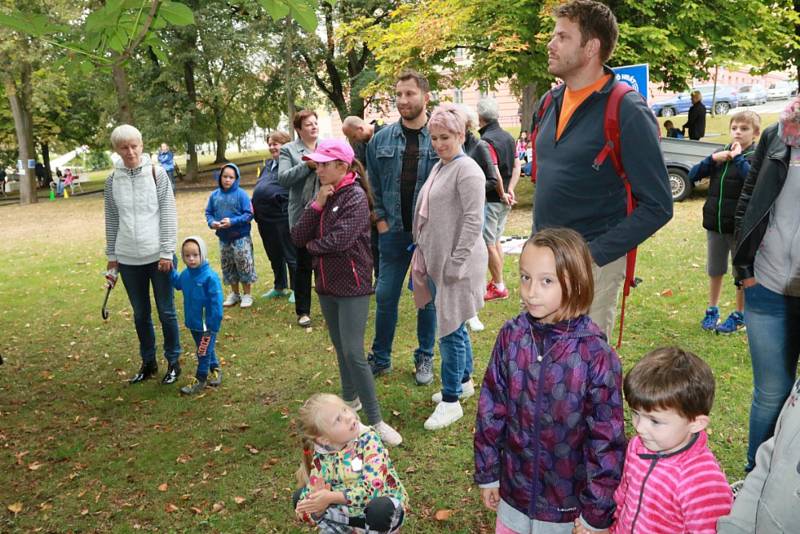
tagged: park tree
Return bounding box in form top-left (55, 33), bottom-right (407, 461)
top-left (364, 0), bottom-right (800, 130)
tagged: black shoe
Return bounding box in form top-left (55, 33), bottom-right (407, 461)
top-left (129, 361), bottom-right (158, 384)
top-left (367, 352), bottom-right (392, 377)
top-left (161, 363), bottom-right (181, 385)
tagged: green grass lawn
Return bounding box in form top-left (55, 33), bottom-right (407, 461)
top-left (0, 179), bottom-right (753, 532)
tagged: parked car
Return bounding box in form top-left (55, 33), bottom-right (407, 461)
top-left (651, 85), bottom-right (739, 117)
top-left (660, 137), bottom-right (725, 202)
top-left (767, 81), bottom-right (794, 100)
top-left (738, 84), bottom-right (768, 106)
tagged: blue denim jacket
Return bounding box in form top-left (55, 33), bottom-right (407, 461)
top-left (366, 121), bottom-right (439, 232)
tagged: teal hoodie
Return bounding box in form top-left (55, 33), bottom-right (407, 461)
top-left (171, 236), bottom-right (224, 333)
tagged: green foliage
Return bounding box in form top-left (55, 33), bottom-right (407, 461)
top-left (84, 149), bottom-right (112, 171)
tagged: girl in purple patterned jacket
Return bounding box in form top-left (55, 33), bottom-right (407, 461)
top-left (291, 139), bottom-right (402, 448)
top-left (474, 227), bottom-right (626, 534)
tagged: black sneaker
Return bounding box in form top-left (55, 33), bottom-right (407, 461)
top-left (161, 363), bottom-right (181, 385)
top-left (129, 361), bottom-right (158, 384)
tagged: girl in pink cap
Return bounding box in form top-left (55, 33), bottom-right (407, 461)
top-left (291, 139), bottom-right (402, 448)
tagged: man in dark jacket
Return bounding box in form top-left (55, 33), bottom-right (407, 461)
top-left (683, 91), bottom-right (707, 140)
top-left (533, 0), bottom-right (673, 339)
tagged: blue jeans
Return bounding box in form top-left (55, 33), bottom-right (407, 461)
top-left (118, 261), bottom-right (181, 366)
top-left (371, 231), bottom-right (436, 366)
top-left (429, 279), bottom-right (473, 402)
top-left (191, 330), bottom-right (219, 380)
top-left (744, 283), bottom-right (800, 470)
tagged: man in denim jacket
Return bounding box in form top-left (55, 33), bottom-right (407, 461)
top-left (366, 70), bottom-right (439, 385)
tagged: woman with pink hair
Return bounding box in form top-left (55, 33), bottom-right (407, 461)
top-left (411, 103), bottom-right (488, 430)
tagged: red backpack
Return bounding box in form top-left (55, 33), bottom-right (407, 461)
top-left (530, 82), bottom-right (640, 348)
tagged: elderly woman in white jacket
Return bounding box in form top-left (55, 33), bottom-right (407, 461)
top-left (104, 124), bottom-right (181, 385)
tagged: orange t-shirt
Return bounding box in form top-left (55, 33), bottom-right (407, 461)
top-left (556, 74), bottom-right (612, 140)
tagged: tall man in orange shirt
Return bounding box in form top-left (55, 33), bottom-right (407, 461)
top-left (532, 0), bottom-right (672, 339)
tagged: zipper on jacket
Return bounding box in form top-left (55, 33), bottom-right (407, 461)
top-left (318, 208), bottom-right (327, 291)
top-left (350, 259), bottom-right (361, 288)
top-left (716, 158), bottom-right (731, 233)
top-left (629, 457), bottom-right (659, 533)
top-left (528, 325), bottom-right (548, 518)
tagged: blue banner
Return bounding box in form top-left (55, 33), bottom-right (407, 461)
top-left (612, 63), bottom-right (649, 101)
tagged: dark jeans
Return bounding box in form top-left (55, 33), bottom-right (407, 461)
top-left (294, 246), bottom-right (313, 316)
top-left (190, 330), bottom-right (218, 380)
top-left (744, 283), bottom-right (800, 470)
top-left (371, 231), bottom-right (436, 367)
top-left (118, 261), bottom-right (181, 365)
top-left (256, 218), bottom-right (297, 291)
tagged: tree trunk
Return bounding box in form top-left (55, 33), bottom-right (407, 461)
top-left (41, 142), bottom-right (53, 185)
top-left (285, 17), bottom-right (296, 141)
top-left (214, 106), bottom-right (226, 163)
top-left (519, 82), bottom-right (538, 134)
top-left (183, 49), bottom-right (199, 182)
top-left (5, 75), bottom-right (37, 204)
top-left (112, 62), bottom-right (134, 124)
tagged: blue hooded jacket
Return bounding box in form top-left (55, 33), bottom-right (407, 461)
top-left (205, 163), bottom-right (254, 243)
top-left (171, 235), bottom-right (224, 333)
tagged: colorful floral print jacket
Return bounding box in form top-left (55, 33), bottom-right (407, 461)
top-left (299, 424), bottom-right (408, 520)
top-left (474, 313), bottom-right (626, 529)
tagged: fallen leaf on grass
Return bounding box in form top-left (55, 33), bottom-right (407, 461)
top-left (28, 461), bottom-right (43, 471)
top-left (245, 445), bottom-right (259, 454)
top-left (165, 503), bottom-right (179, 513)
top-left (176, 454), bottom-right (191, 464)
top-left (660, 289), bottom-right (673, 297)
top-left (212, 501), bottom-right (225, 513)
top-left (8, 502), bottom-right (23, 515)
top-left (190, 506), bottom-right (203, 514)
top-left (158, 483), bottom-right (168, 492)
top-left (434, 509), bottom-right (453, 521)
top-left (405, 466), bottom-right (416, 474)
top-left (234, 496), bottom-right (246, 505)
top-left (213, 444), bottom-right (223, 452)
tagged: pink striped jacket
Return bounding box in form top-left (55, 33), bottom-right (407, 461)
top-left (611, 431), bottom-right (732, 533)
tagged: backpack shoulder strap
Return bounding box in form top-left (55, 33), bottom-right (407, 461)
top-left (529, 90), bottom-right (554, 183)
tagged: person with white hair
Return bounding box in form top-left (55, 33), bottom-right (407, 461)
top-left (477, 97), bottom-right (520, 305)
top-left (104, 124), bottom-right (182, 385)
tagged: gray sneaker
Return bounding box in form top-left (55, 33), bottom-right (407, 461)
top-left (414, 353), bottom-right (434, 386)
top-left (207, 368), bottom-right (222, 387)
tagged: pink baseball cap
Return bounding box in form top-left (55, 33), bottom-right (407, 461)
top-left (302, 139), bottom-right (354, 165)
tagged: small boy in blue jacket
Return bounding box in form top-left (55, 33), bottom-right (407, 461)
top-left (171, 236), bottom-right (224, 395)
top-left (205, 162), bottom-right (257, 308)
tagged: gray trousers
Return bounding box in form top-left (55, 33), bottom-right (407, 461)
top-left (319, 294), bottom-right (382, 425)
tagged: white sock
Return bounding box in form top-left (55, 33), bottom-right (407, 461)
top-left (495, 282), bottom-right (505, 291)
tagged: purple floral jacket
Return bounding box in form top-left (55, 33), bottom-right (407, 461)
top-left (474, 313), bottom-right (625, 529)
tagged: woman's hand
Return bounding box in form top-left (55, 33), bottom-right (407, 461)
top-left (315, 185), bottom-right (334, 208)
top-left (158, 258), bottom-right (172, 272)
top-left (480, 488), bottom-right (499, 511)
top-left (741, 277), bottom-right (757, 288)
top-left (572, 519), bottom-right (608, 534)
top-left (106, 260), bottom-right (119, 271)
top-left (376, 220), bottom-right (389, 234)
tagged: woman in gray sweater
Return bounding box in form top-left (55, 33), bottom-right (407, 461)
top-left (411, 103), bottom-right (487, 431)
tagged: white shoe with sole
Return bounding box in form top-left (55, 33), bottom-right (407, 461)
top-left (466, 316), bottom-right (485, 332)
top-left (432, 379), bottom-right (475, 403)
top-left (424, 401), bottom-right (463, 430)
top-left (345, 397), bottom-right (362, 412)
top-left (374, 421), bottom-right (403, 446)
top-left (223, 293), bottom-right (241, 307)
top-left (240, 294), bottom-right (254, 308)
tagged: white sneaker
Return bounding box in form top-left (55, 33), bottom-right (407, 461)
top-left (240, 294), bottom-right (254, 308)
top-left (424, 401), bottom-right (463, 430)
top-left (432, 379), bottom-right (475, 403)
top-left (223, 293), bottom-right (241, 307)
top-left (467, 316), bottom-right (485, 332)
top-left (374, 421), bottom-right (403, 446)
top-left (345, 397), bottom-right (362, 412)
